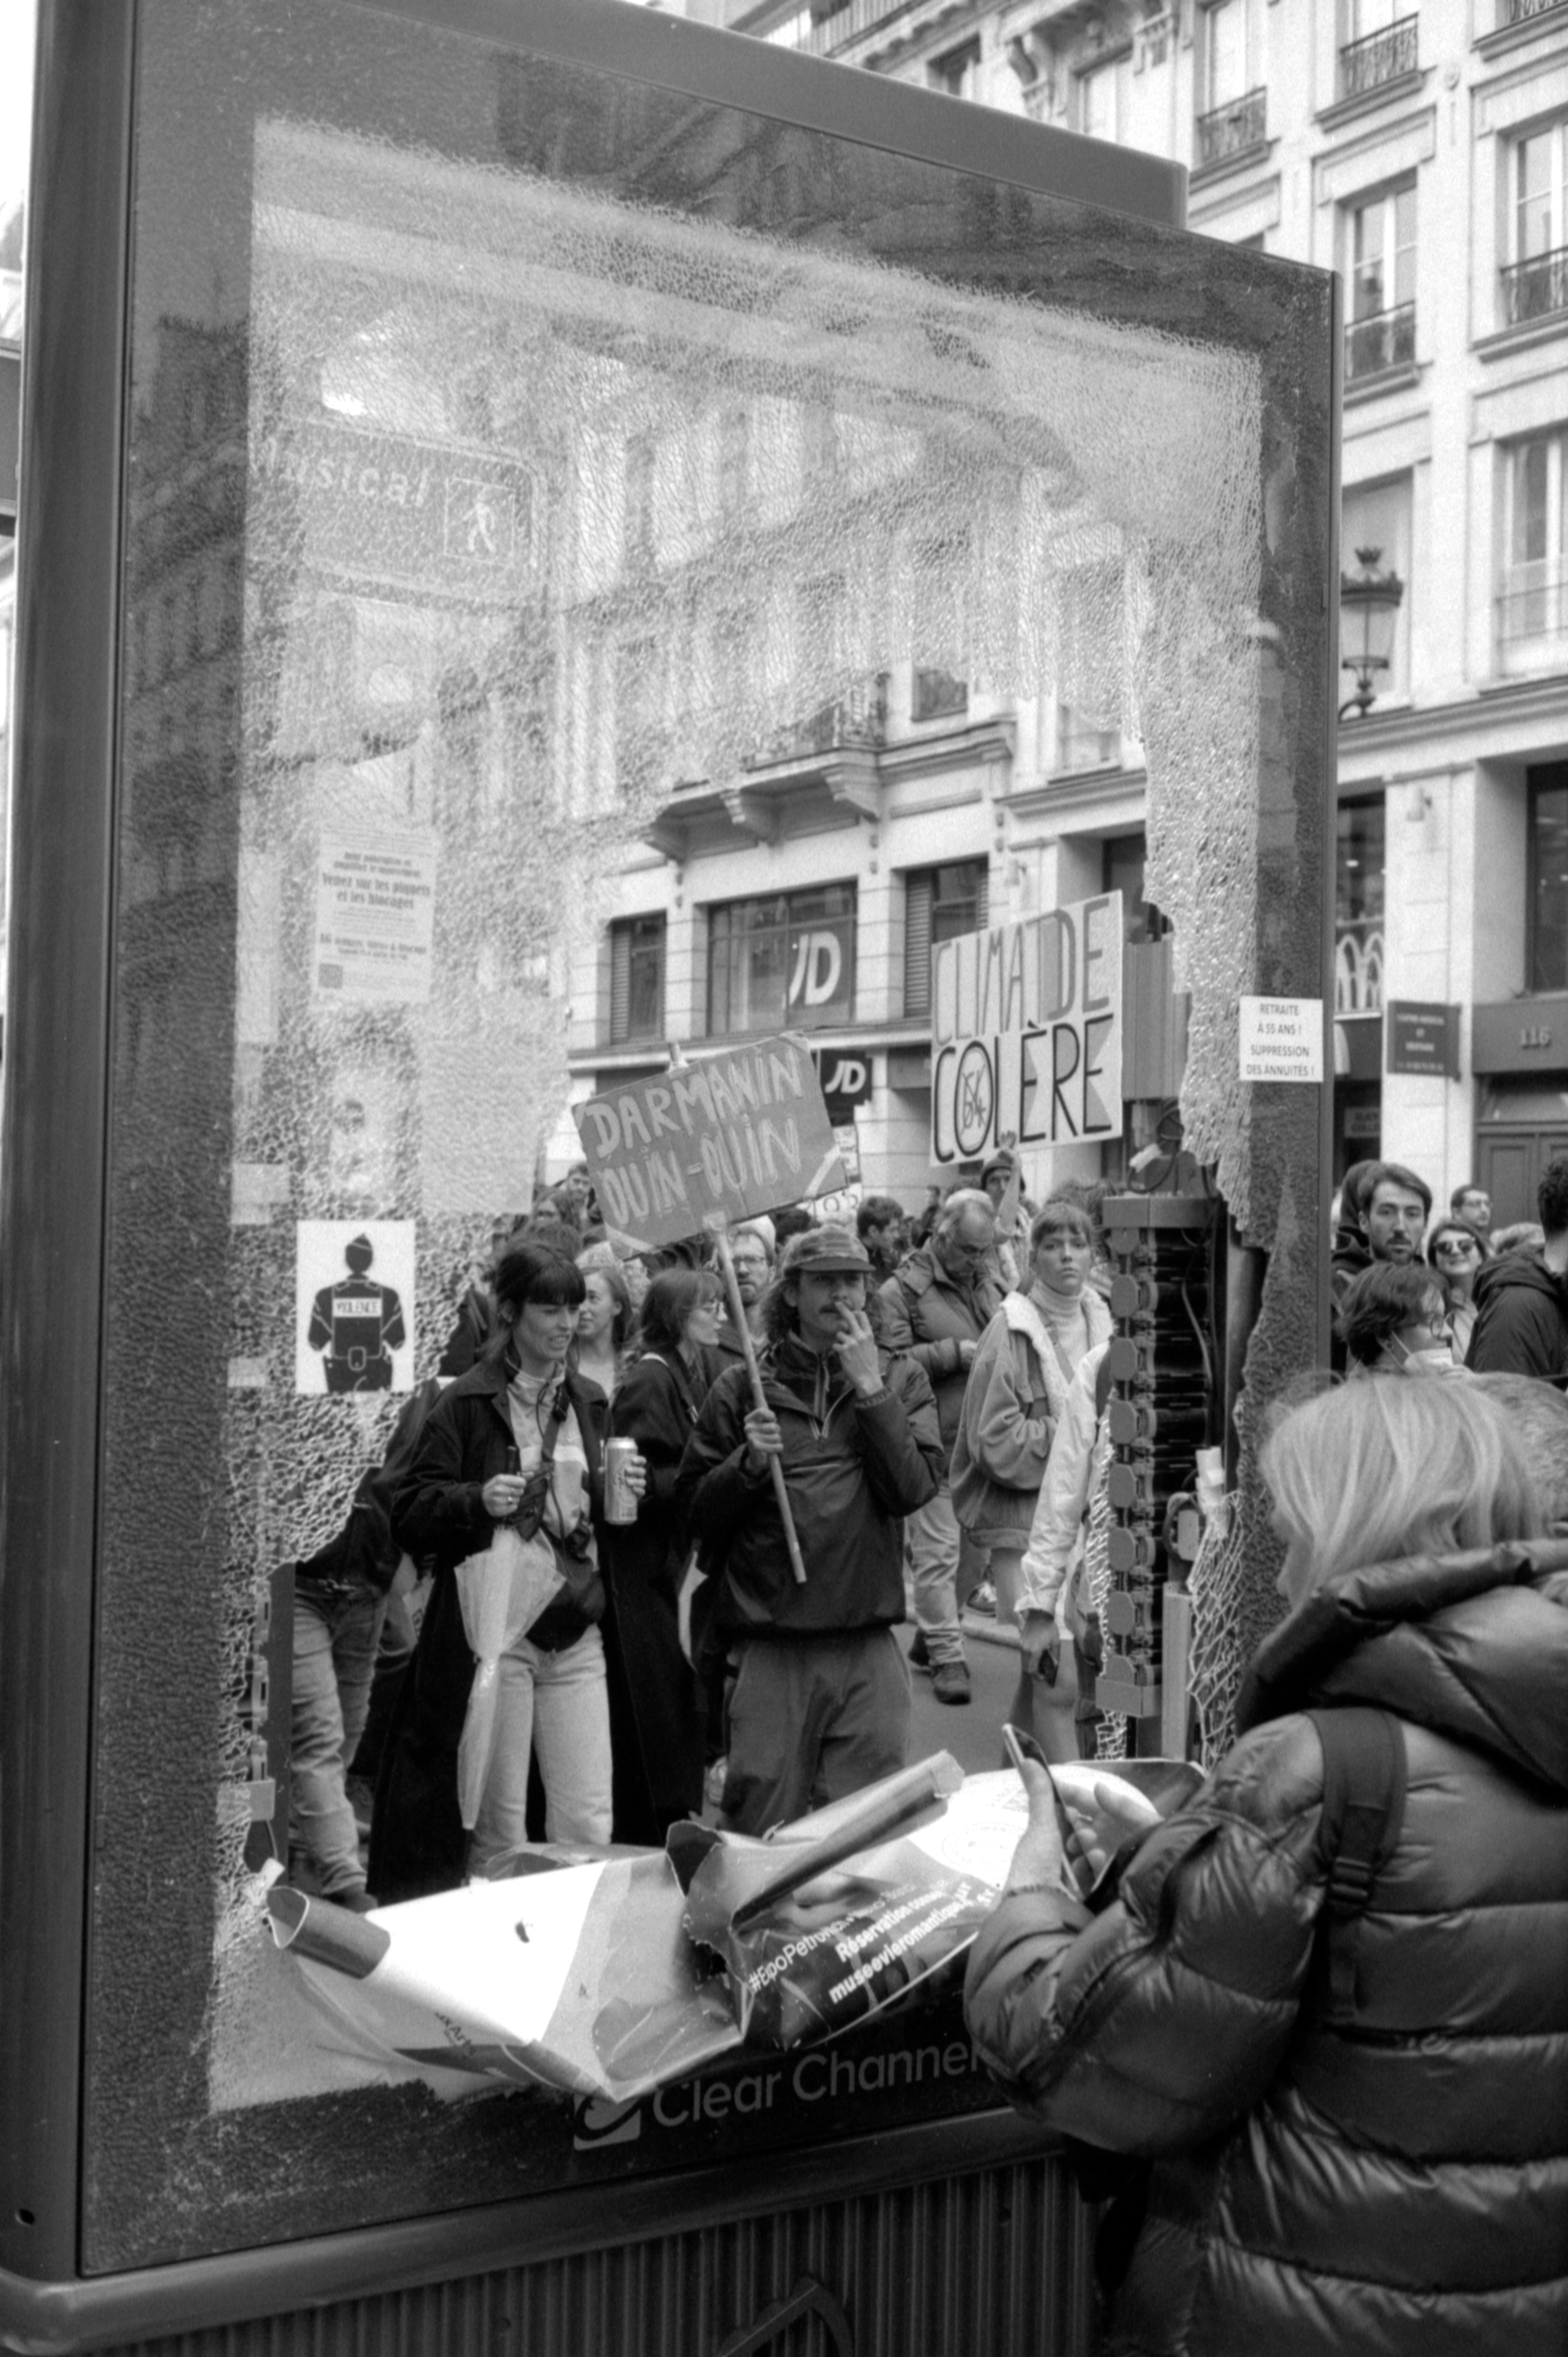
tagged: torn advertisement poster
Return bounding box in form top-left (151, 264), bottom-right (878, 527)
top-left (264, 1752), bottom-right (1203, 2111)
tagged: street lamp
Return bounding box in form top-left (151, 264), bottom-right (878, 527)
top-left (1338, 544), bottom-right (1404, 721)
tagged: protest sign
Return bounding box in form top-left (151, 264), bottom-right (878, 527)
top-left (572, 1033), bottom-right (847, 1254)
top-left (930, 893), bottom-right (1124, 1166)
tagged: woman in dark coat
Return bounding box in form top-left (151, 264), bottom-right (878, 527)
top-left (369, 1243), bottom-right (649, 1903)
top-left (965, 1376), bottom-right (1568, 2357)
top-left (600, 1268), bottom-right (721, 1839)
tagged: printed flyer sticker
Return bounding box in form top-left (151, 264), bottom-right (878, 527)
top-left (295, 1220), bottom-right (415, 1395)
top-left (314, 827), bottom-right (436, 1004)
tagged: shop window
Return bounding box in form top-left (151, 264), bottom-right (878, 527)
top-left (1334, 794), bottom-right (1386, 1014)
top-left (1503, 118), bottom-right (1568, 330)
top-left (1343, 183), bottom-right (1415, 381)
top-left (707, 883), bottom-right (856, 1036)
top-left (1340, 475), bottom-right (1411, 697)
top-left (1499, 433), bottom-right (1568, 668)
top-left (609, 913), bottom-right (666, 1045)
top-left (904, 860), bottom-right (988, 1018)
top-left (1528, 764), bottom-right (1568, 991)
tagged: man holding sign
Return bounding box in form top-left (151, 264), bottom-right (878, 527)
top-left (677, 1227), bottom-right (944, 1835)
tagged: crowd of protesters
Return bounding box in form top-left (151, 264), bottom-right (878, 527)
top-left (289, 1142), bottom-right (1568, 1909)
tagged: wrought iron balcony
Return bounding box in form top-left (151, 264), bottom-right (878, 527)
top-left (743, 674), bottom-right (887, 767)
top-left (1334, 919), bottom-right (1384, 1018)
top-left (1345, 303), bottom-right (1415, 382)
top-left (1501, 0), bottom-right (1568, 25)
top-left (794, 0), bottom-right (909, 58)
top-left (1195, 88), bottom-right (1266, 171)
top-left (1502, 245), bottom-right (1568, 327)
top-left (1497, 560), bottom-right (1568, 646)
top-left (1338, 14), bottom-right (1418, 100)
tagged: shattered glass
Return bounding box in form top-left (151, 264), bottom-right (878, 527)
top-left (82, 0), bottom-right (1333, 2266)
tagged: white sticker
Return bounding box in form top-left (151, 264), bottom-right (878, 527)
top-left (314, 827), bottom-right (436, 1004)
top-left (295, 1220), bottom-right (416, 1395)
top-left (1237, 997), bottom-right (1324, 1084)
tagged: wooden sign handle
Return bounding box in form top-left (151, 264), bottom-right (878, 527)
top-left (713, 1225), bottom-right (808, 1587)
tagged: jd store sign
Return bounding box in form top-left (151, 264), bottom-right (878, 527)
top-left (813, 1049), bottom-right (875, 1119)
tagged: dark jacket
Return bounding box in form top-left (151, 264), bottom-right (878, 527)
top-left (604, 1350), bottom-right (707, 1828)
top-left (1466, 1245), bottom-right (1568, 1380)
top-left (369, 1356), bottom-right (651, 1898)
top-left (877, 1244), bottom-right (1003, 1460)
top-left (964, 1537), bottom-right (1568, 2357)
top-left (677, 1333), bottom-right (943, 1637)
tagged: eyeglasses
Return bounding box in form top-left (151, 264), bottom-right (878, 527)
top-left (1433, 1238), bottom-right (1480, 1257)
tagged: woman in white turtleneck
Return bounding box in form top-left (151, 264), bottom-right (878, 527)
top-left (951, 1200), bottom-right (1111, 1713)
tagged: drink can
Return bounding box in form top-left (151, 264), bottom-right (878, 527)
top-left (603, 1437), bottom-right (640, 1525)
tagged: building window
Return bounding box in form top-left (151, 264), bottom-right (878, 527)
top-left (1338, 3), bottom-right (1417, 103)
top-left (1499, 433), bottom-right (1568, 668)
top-left (707, 884), bottom-right (856, 1036)
top-left (1334, 796), bottom-right (1386, 1016)
top-left (1503, 119), bottom-right (1568, 330)
top-left (609, 914), bottom-right (666, 1045)
top-left (928, 37), bottom-right (981, 100)
top-left (912, 667), bottom-right (968, 722)
top-left (717, 408), bottom-right (750, 519)
top-left (1076, 49), bottom-right (1130, 143)
top-left (1344, 184), bottom-right (1415, 380)
top-left (1341, 475), bottom-right (1411, 698)
top-left (904, 861), bottom-right (988, 1018)
top-left (623, 433), bottom-right (655, 572)
top-left (614, 637), bottom-right (664, 795)
top-left (1197, 0), bottom-right (1265, 167)
top-left (1528, 766), bottom-right (1568, 992)
top-left (1102, 834), bottom-right (1167, 945)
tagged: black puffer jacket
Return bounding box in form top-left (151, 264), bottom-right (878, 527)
top-left (964, 1538), bottom-right (1568, 2356)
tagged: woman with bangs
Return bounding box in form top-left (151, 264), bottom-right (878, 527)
top-left (370, 1243), bottom-right (647, 1901)
top-left (966, 1376), bottom-right (1568, 2356)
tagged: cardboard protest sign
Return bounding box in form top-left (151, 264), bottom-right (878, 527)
top-left (573, 1032), bottom-right (847, 1252)
top-left (931, 892), bottom-right (1124, 1165)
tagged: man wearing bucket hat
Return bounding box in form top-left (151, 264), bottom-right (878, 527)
top-left (678, 1224), bottom-right (945, 1834)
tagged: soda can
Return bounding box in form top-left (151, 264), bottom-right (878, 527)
top-left (603, 1437), bottom-right (640, 1525)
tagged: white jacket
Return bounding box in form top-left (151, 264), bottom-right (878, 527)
top-left (1017, 1340), bottom-right (1111, 1626)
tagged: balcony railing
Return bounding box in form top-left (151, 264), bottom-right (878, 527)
top-left (1497, 560), bottom-right (1568, 647)
top-left (1502, 245), bottom-right (1568, 327)
top-left (743, 674), bottom-right (887, 767)
top-left (1335, 919), bottom-right (1385, 1018)
top-left (794, 0), bottom-right (910, 58)
top-left (1338, 14), bottom-right (1418, 100)
top-left (1195, 87), bottom-right (1267, 170)
top-left (1501, 0), bottom-right (1567, 25)
top-left (1346, 303), bottom-right (1416, 381)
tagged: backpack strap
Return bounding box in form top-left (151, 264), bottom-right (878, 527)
top-left (1093, 1347), bottom-right (1116, 1422)
top-left (1306, 1705), bottom-right (1407, 2021)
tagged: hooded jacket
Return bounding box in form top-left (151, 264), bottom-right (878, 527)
top-left (950, 1289), bottom-right (1112, 1549)
top-left (964, 1537), bottom-right (1568, 2357)
top-left (1466, 1244), bottom-right (1568, 1380)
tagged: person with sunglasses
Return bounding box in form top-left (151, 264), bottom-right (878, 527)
top-left (1426, 1217), bottom-right (1490, 1365)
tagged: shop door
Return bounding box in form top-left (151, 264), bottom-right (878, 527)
top-left (1477, 1129), bottom-right (1568, 1228)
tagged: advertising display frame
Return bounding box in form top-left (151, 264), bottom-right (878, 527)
top-left (1, 1), bottom-right (1337, 2345)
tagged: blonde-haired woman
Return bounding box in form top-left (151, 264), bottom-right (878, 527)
top-left (966, 1377), bottom-right (1568, 2357)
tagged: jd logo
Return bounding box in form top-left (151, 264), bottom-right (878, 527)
top-left (715, 2276), bottom-right (853, 2357)
top-left (572, 2093), bottom-right (642, 2149)
top-left (788, 931), bottom-right (844, 1008)
top-left (816, 1055), bottom-right (870, 1104)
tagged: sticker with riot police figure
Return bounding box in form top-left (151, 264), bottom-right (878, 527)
top-left (294, 1221), bottom-right (415, 1394)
